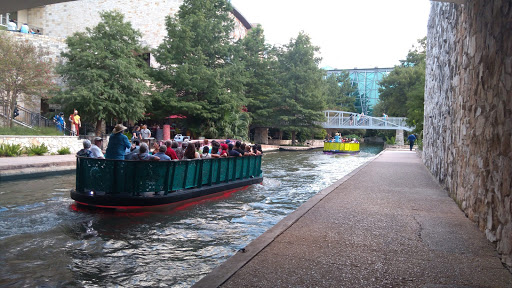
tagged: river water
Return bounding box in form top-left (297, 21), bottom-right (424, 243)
top-left (0, 145), bottom-right (382, 287)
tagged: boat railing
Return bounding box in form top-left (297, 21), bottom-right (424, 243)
top-left (76, 155), bottom-right (263, 196)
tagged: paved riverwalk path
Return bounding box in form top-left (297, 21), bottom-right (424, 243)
top-left (0, 154), bottom-right (75, 181)
top-left (195, 150), bottom-right (512, 287)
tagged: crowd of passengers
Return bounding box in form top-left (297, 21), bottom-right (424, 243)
top-left (76, 124), bottom-right (262, 161)
top-left (325, 132), bottom-right (359, 143)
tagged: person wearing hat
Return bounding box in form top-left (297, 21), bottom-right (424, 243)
top-left (105, 124), bottom-right (131, 160)
top-left (90, 137), bottom-right (105, 159)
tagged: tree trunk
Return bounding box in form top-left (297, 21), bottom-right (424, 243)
top-left (291, 131), bottom-right (296, 146)
top-left (95, 119), bottom-right (103, 136)
top-left (7, 92), bottom-right (15, 128)
top-left (279, 130), bottom-right (283, 140)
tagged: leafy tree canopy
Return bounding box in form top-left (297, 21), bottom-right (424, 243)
top-left (153, 0), bottom-right (246, 138)
top-left (274, 32), bottom-right (326, 143)
top-left (375, 37), bottom-right (426, 133)
top-left (0, 33), bottom-right (56, 128)
top-left (55, 10), bottom-right (150, 135)
top-left (323, 72), bottom-right (356, 112)
top-left (239, 25), bottom-right (281, 128)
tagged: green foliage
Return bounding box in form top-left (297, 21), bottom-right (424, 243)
top-left (57, 147), bottom-right (71, 155)
top-left (26, 143), bottom-right (49, 156)
top-left (0, 126), bottom-right (63, 136)
top-left (386, 136), bottom-right (396, 145)
top-left (240, 25), bottom-right (281, 128)
top-left (153, 0), bottom-right (243, 138)
top-left (55, 10), bottom-right (150, 135)
top-left (0, 143), bottom-right (23, 157)
top-left (376, 37), bottom-right (426, 133)
top-left (313, 128), bottom-right (327, 140)
top-left (0, 33), bottom-right (56, 128)
top-left (323, 72), bottom-right (356, 111)
top-left (274, 32), bottom-right (326, 144)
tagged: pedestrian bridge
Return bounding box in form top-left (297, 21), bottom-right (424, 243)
top-left (321, 110), bottom-right (414, 131)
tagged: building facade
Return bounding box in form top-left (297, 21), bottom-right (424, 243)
top-left (326, 67), bottom-right (393, 115)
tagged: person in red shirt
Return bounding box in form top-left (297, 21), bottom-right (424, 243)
top-left (164, 140), bottom-right (178, 160)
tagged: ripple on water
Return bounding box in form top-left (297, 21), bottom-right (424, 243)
top-left (0, 145), bottom-right (382, 287)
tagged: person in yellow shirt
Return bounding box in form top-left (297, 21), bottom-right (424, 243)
top-left (69, 109), bottom-right (81, 136)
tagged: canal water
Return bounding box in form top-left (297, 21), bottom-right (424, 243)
top-left (0, 144), bottom-right (382, 287)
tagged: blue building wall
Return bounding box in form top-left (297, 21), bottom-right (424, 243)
top-left (326, 67), bottom-right (393, 116)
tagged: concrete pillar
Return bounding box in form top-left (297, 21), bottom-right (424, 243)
top-left (395, 129), bottom-right (404, 145)
top-left (254, 127), bottom-right (268, 144)
top-left (163, 124), bottom-right (171, 141)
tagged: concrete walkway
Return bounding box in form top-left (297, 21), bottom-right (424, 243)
top-left (0, 154), bottom-right (76, 181)
top-left (195, 150), bottom-right (512, 287)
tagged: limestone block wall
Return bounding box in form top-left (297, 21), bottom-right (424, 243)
top-left (424, 1), bottom-right (512, 266)
top-left (21, 0), bottom-right (251, 51)
top-left (0, 135), bottom-right (82, 154)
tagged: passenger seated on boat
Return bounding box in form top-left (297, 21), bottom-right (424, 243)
top-left (244, 144), bottom-right (254, 156)
top-left (183, 142), bottom-right (200, 159)
top-left (220, 143), bottom-right (228, 155)
top-left (228, 143), bottom-right (242, 157)
top-left (194, 141), bottom-right (201, 153)
top-left (126, 143), bottom-right (160, 161)
top-left (151, 141), bottom-right (160, 154)
top-left (175, 141), bottom-right (185, 160)
top-left (201, 146), bottom-right (211, 159)
top-left (211, 140), bottom-right (220, 154)
top-left (153, 145), bottom-right (171, 161)
top-left (164, 140), bottom-right (178, 160)
top-left (210, 146), bottom-right (227, 158)
top-left (125, 138), bottom-right (141, 159)
top-left (76, 139), bottom-right (93, 157)
top-left (251, 145), bottom-right (261, 155)
top-left (234, 141), bottom-right (245, 155)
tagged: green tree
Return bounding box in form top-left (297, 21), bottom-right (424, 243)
top-left (56, 11), bottom-right (150, 135)
top-left (153, 0), bottom-right (245, 138)
top-left (323, 72), bottom-right (356, 112)
top-left (375, 37), bottom-right (426, 132)
top-left (239, 25), bottom-right (281, 129)
top-left (0, 34), bottom-right (56, 128)
top-left (274, 32), bottom-right (326, 145)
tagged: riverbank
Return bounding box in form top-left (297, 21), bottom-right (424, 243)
top-left (194, 150), bottom-right (512, 287)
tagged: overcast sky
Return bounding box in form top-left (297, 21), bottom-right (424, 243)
top-left (230, 0), bottom-right (431, 69)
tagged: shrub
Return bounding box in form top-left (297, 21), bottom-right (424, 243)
top-left (385, 136), bottom-right (396, 145)
top-left (26, 143), bottom-right (49, 156)
top-left (57, 147), bottom-right (71, 155)
top-left (0, 143), bottom-right (23, 157)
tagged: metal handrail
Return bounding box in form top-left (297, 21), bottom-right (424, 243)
top-left (320, 110), bottom-right (414, 131)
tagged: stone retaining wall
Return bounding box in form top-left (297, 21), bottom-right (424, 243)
top-left (0, 136), bottom-right (82, 154)
top-left (424, 0), bottom-right (512, 266)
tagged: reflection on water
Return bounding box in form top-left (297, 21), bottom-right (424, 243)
top-left (0, 144), bottom-right (382, 287)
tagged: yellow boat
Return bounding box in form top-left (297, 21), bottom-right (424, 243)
top-left (323, 142), bottom-right (360, 154)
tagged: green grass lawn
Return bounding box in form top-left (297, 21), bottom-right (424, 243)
top-left (0, 126), bottom-right (64, 136)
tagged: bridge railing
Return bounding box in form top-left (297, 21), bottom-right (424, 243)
top-left (321, 110), bottom-right (413, 131)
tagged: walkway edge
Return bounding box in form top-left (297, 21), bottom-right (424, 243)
top-left (193, 150), bottom-right (387, 288)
